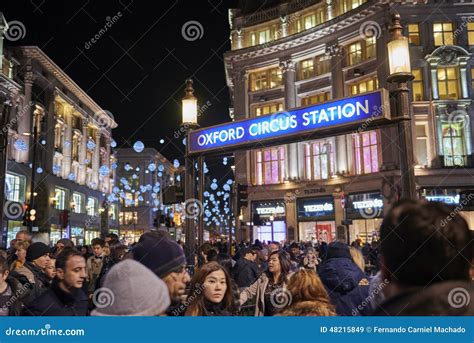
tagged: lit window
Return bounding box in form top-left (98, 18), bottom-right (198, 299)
top-left (468, 23), bottom-right (474, 46)
top-left (298, 55), bottom-right (330, 80)
top-left (412, 69), bottom-right (424, 101)
top-left (365, 37), bottom-right (376, 59)
top-left (255, 146), bottom-right (286, 185)
top-left (249, 67), bottom-right (282, 91)
top-left (5, 173), bottom-right (26, 202)
top-left (415, 123), bottom-right (429, 167)
top-left (304, 140), bottom-right (335, 180)
top-left (338, 0), bottom-right (367, 15)
top-left (442, 123), bottom-right (466, 166)
top-left (408, 24), bottom-right (420, 45)
top-left (302, 92), bottom-right (331, 106)
top-left (350, 77), bottom-right (378, 95)
top-left (433, 23), bottom-right (454, 46)
top-left (352, 130), bottom-right (380, 175)
top-left (253, 103), bottom-right (283, 117)
top-left (87, 197), bottom-right (98, 216)
top-left (109, 204), bottom-right (118, 220)
top-left (72, 192), bottom-right (84, 214)
top-left (119, 211), bottom-right (138, 225)
top-left (54, 188), bottom-right (68, 210)
top-left (299, 59), bottom-right (314, 80)
top-left (437, 67), bottom-right (459, 100)
top-left (348, 41), bottom-right (362, 66)
top-left (347, 38), bottom-right (376, 66)
top-left (304, 14), bottom-right (316, 30)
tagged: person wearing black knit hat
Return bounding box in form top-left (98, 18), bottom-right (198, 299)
top-left (131, 232), bottom-right (191, 316)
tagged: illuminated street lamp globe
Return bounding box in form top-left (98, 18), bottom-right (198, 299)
top-left (387, 13), bottom-right (414, 84)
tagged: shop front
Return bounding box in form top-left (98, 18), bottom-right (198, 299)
top-left (6, 220), bottom-right (25, 248)
top-left (85, 227), bottom-right (100, 245)
top-left (251, 200), bottom-right (286, 243)
top-left (297, 196), bottom-right (335, 243)
top-left (50, 224), bottom-right (68, 245)
top-left (119, 229), bottom-right (144, 245)
top-left (346, 192), bottom-right (384, 243)
top-left (420, 188), bottom-right (474, 229)
top-left (70, 227), bottom-right (85, 246)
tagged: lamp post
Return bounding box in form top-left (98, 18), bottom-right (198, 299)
top-left (387, 13), bottom-right (417, 200)
top-left (182, 79), bottom-right (199, 266)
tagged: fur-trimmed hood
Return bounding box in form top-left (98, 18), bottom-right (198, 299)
top-left (278, 300), bottom-right (336, 316)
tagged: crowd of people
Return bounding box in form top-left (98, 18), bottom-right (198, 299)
top-left (0, 200), bottom-right (473, 316)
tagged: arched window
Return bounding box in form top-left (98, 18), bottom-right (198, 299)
top-left (442, 123), bottom-right (466, 166)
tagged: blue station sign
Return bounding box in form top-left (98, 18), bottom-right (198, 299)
top-left (188, 89), bottom-right (389, 155)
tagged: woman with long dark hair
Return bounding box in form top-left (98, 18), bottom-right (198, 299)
top-left (239, 250), bottom-right (292, 316)
top-left (184, 262), bottom-right (235, 316)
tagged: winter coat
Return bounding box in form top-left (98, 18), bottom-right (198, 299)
top-left (11, 261), bottom-right (49, 305)
top-left (318, 257), bottom-right (370, 316)
top-left (371, 280), bottom-right (474, 316)
top-left (239, 272), bottom-right (291, 316)
top-left (278, 300), bottom-right (336, 316)
top-left (1, 276), bottom-right (31, 316)
top-left (95, 256), bottom-right (116, 290)
top-left (23, 279), bottom-right (88, 316)
top-left (233, 258), bottom-right (261, 288)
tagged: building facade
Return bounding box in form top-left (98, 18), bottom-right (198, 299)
top-left (116, 148), bottom-right (180, 243)
top-left (0, 36), bottom-right (118, 247)
top-left (224, 0), bottom-right (474, 243)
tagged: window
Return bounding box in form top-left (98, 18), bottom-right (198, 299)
top-left (119, 211), bottom-right (138, 225)
top-left (109, 203), bottom-right (118, 220)
top-left (249, 67), bottom-right (282, 91)
top-left (365, 36), bottom-right (376, 59)
top-left (304, 13), bottom-right (316, 30)
top-left (437, 67), bottom-right (459, 100)
top-left (5, 173), bottom-right (26, 202)
top-left (347, 39), bottom-right (376, 66)
top-left (348, 41), bottom-right (362, 66)
top-left (352, 130), bottom-right (381, 174)
top-left (72, 192), bottom-right (84, 214)
top-left (302, 92), bottom-right (331, 106)
top-left (249, 26), bottom-right (277, 47)
top-left (442, 123), bottom-right (466, 166)
top-left (408, 24), bottom-right (421, 45)
top-left (72, 135), bottom-right (79, 161)
top-left (468, 23), bottom-right (474, 46)
top-left (433, 23), bottom-right (454, 46)
top-left (255, 146), bottom-right (286, 185)
top-left (54, 187), bottom-right (68, 210)
top-left (292, 7), bottom-right (326, 34)
top-left (87, 197), bottom-right (98, 216)
top-left (54, 123), bottom-right (63, 151)
top-left (412, 69), bottom-right (424, 101)
top-left (415, 123), bottom-right (429, 167)
top-left (298, 55), bottom-right (330, 80)
top-left (304, 140), bottom-right (335, 180)
top-left (253, 103), bottom-right (283, 117)
top-left (337, 0), bottom-right (367, 15)
top-left (349, 77), bottom-right (378, 95)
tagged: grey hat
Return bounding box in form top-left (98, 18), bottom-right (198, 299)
top-left (91, 259), bottom-right (170, 316)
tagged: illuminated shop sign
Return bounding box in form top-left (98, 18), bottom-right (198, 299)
top-left (188, 90), bottom-right (389, 154)
top-left (298, 197), bottom-right (335, 219)
top-left (347, 192), bottom-right (384, 219)
top-left (425, 195), bottom-right (460, 205)
top-left (253, 201), bottom-right (286, 218)
top-left (256, 206), bottom-right (285, 215)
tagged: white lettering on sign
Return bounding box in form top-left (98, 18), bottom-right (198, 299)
top-left (256, 206), bottom-right (285, 215)
top-left (353, 198), bottom-right (383, 209)
top-left (303, 203), bottom-right (334, 213)
top-left (197, 127), bottom-right (245, 146)
top-left (301, 100), bottom-right (369, 126)
top-left (425, 195), bottom-right (460, 205)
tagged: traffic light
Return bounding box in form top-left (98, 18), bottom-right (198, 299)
top-left (237, 184), bottom-right (248, 210)
top-left (23, 204), bottom-right (37, 226)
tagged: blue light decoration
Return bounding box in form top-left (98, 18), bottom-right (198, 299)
top-left (112, 186), bottom-right (120, 193)
top-left (84, 159), bottom-right (90, 164)
top-left (188, 90), bottom-right (388, 154)
top-left (136, 167), bottom-right (140, 172)
top-left (146, 184), bottom-right (152, 191)
top-left (223, 184), bottom-right (231, 192)
top-left (63, 140), bottom-right (71, 148)
top-left (151, 193), bottom-right (157, 198)
top-left (148, 163), bottom-right (156, 172)
top-left (138, 196), bottom-right (144, 202)
top-left (152, 208), bottom-right (158, 212)
top-left (68, 172), bottom-right (76, 181)
top-left (110, 139), bottom-right (117, 148)
top-left (176, 175), bottom-right (181, 182)
top-left (87, 140), bottom-right (96, 150)
top-left (14, 139), bottom-right (28, 151)
top-left (173, 159), bottom-right (180, 168)
top-left (124, 185), bottom-right (131, 191)
top-left (153, 199), bottom-right (160, 207)
top-left (120, 177), bottom-right (128, 185)
top-left (41, 139), bottom-right (46, 145)
top-left (132, 174), bottom-right (138, 179)
top-left (217, 191), bottom-right (222, 196)
top-left (53, 164), bottom-right (61, 174)
top-left (158, 165), bottom-right (164, 172)
top-left (133, 141), bottom-right (145, 153)
top-left (204, 191), bottom-right (210, 197)
top-left (153, 185), bottom-right (160, 193)
top-left (124, 163), bottom-right (132, 171)
top-left (125, 199), bottom-right (133, 206)
top-left (111, 162), bottom-right (118, 169)
top-left (107, 194), bottom-right (116, 202)
top-left (211, 183), bottom-right (218, 190)
top-left (158, 172), bottom-right (162, 177)
top-left (182, 138), bottom-right (186, 146)
top-left (227, 179), bottom-right (233, 185)
top-left (223, 157), bottom-right (228, 165)
top-left (140, 185), bottom-right (147, 193)
top-left (99, 165), bottom-right (110, 177)
top-left (36, 167), bottom-right (43, 174)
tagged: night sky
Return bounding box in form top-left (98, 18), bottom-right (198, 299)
top-left (2, 0), bottom-right (244, 166)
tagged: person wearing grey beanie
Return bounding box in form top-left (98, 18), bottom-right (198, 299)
top-left (91, 259), bottom-right (170, 316)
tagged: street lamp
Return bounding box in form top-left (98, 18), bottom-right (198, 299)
top-left (181, 79), bottom-right (200, 266)
top-left (386, 13), bottom-right (417, 200)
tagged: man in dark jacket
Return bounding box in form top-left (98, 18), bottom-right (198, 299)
top-left (372, 200), bottom-right (473, 316)
top-left (23, 248), bottom-right (88, 316)
top-left (233, 247), bottom-right (260, 288)
top-left (318, 242), bottom-right (370, 316)
top-left (0, 256), bottom-right (30, 316)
